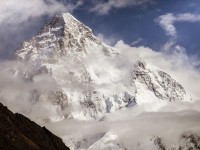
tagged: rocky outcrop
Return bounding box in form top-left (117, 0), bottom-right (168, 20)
top-left (0, 103), bottom-right (70, 150)
top-left (133, 60), bottom-right (191, 104)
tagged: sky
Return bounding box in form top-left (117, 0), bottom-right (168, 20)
top-left (0, 0), bottom-right (200, 61)
top-left (0, 0), bottom-right (198, 59)
top-left (72, 0), bottom-right (200, 58)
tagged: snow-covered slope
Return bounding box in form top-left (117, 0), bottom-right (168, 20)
top-left (12, 13), bottom-right (195, 150)
top-left (14, 13), bottom-right (191, 122)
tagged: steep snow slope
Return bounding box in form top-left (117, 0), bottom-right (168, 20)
top-left (14, 13), bottom-right (191, 122)
top-left (133, 61), bottom-right (191, 105)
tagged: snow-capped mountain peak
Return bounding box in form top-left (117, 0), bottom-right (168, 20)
top-left (14, 13), bottom-right (191, 122)
top-left (133, 60), bottom-right (191, 105)
top-left (15, 13), bottom-right (116, 62)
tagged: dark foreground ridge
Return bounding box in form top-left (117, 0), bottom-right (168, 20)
top-left (0, 103), bottom-right (70, 150)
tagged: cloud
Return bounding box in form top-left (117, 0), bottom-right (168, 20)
top-left (0, 0), bottom-right (84, 25)
top-left (1, 39), bottom-right (200, 149)
top-left (0, 0), bottom-right (66, 25)
top-left (131, 37), bottom-right (144, 46)
top-left (2, 39), bottom-right (200, 118)
top-left (156, 13), bottom-right (200, 38)
top-left (96, 33), bottom-right (118, 46)
top-left (0, 60), bottom-right (61, 119)
top-left (115, 40), bottom-right (200, 100)
top-left (91, 0), bottom-right (154, 15)
top-left (46, 101), bottom-right (200, 149)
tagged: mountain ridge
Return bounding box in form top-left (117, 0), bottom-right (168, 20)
top-left (0, 102), bottom-right (70, 150)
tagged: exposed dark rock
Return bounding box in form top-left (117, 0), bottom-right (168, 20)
top-left (0, 103), bottom-right (70, 150)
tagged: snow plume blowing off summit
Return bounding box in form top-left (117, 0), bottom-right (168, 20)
top-left (0, 13), bottom-right (200, 149)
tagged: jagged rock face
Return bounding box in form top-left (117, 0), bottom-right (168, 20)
top-left (144, 134), bottom-right (200, 150)
top-left (14, 13), bottom-right (190, 122)
top-left (0, 103), bottom-right (69, 150)
top-left (15, 15), bottom-right (65, 62)
top-left (133, 61), bottom-right (190, 104)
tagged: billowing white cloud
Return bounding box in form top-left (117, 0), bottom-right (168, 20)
top-left (96, 33), bottom-right (118, 46)
top-left (0, 61), bottom-right (59, 116)
top-left (156, 13), bottom-right (200, 38)
top-left (91, 0), bottom-right (154, 15)
top-left (48, 42), bottom-right (200, 147)
top-left (46, 101), bottom-right (200, 149)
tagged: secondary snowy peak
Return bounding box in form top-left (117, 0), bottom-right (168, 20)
top-left (15, 13), bottom-right (116, 62)
top-left (85, 132), bottom-right (123, 150)
top-left (133, 60), bottom-right (191, 104)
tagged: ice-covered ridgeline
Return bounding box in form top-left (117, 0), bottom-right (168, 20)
top-left (15, 13), bottom-right (117, 62)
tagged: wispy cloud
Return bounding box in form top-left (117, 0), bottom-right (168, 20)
top-left (0, 0), bottom-right (66, 25)
top-left (131, 37), bottom-right (144, 46)
top-left (156, 13), bottom-right (200, 38)
top-left (0, 0), bottom-right (84, 25)
top-left (90, 0), bottom-right (154, 15)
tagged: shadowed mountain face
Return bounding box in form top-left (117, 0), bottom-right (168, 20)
top-left (0, 103), bottom-right (70, 150)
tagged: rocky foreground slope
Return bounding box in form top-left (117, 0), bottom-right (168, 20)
top-left (0, 102), bottom-right (69, 150)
